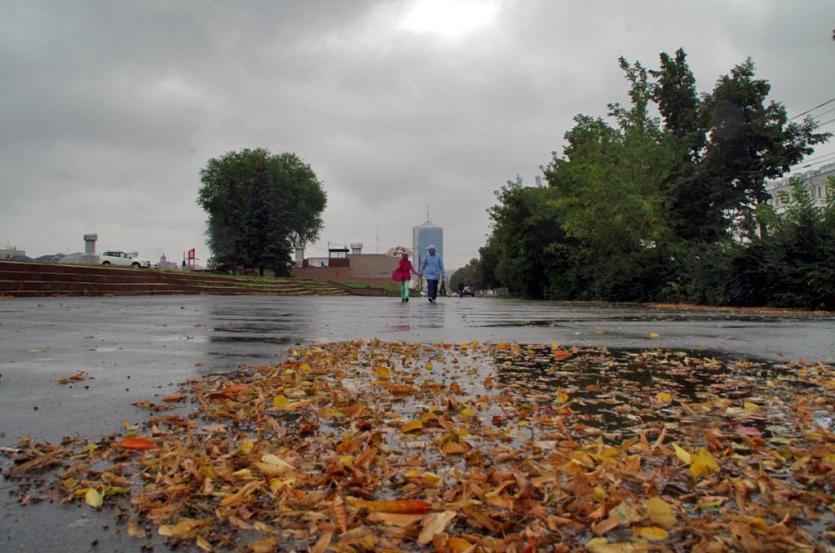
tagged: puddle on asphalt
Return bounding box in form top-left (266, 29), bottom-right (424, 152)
top-left (491, 345), bottom-right (812, 439)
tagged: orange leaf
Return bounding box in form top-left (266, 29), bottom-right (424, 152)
top-left (331, 495), bottom-right (348, 534)
top-left (162, 394), bottom-right (187, 403)
top-left (222, 384), bottom-right (249, 395)
top-left (115, 437), bottom-right (157, 450)
top-left (346, 497), bottom-right (431, 514)
top-left (554, 349), bottom-right (570, 360)
top-left (447, 537), bottom-right (474, 552)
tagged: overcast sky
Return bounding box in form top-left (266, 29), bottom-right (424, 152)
top-left (1, 0), bottom-right (833, 268)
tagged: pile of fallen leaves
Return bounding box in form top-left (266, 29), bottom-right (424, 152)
top-left (2, 340), bottom-right (834, 552)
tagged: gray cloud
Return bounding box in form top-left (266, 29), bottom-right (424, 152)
top-left (1, 0), bottom-right (833, 268)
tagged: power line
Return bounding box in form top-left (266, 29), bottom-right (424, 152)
top-left (816, 116), bottom-right (835, 127)
top-left (799, 154), bottom-right (835, 169)
top-left (801, 150), bottom-right (835, 164)
top-left (811, 105), bottom-right (835, 121)
top-left (790, 96), bottom-right (835, 120)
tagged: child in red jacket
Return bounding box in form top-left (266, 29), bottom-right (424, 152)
top-left (392, 253), bottom-right (421, 302)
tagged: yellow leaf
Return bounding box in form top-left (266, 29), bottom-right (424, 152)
top-left (441, 440), bottom-right (469, 455)
top-left (374, 367), bottom-right (391, 379)
top-left (672, 442), bottom-right (692, 465)
top-left (231, 468), bottom-right (253, 479)
top-left (401, 420), bottom-right (423, 433)
top-left (743, 401), bottom-right (759, 410)
top-left (84, 488), bottom-right (103, 508)
top-left (272, 395), bottom-right (290, 410)
top-left (689, 448), bottom-right (720, 479)
top-left (255, 453), bottom-right (294, 476)
top-left (555, 389), bottom-right (569, 404)
top-left (655, 392), bottom-right (672, 403)
top-left (459, 406), bottom-right (476, 419)
top-left (339, 455), bottom-right (353, 467)
top-left (269, 477), bottom-right (295, 492)
top-left (648, 332), bottom-right (660, 339)
top-left (633, 526), bottom-right (669, 540)
top-left (587, 538), bottom-right (651, 552)
top-left (645, 496), bottom-right (676, 529)
top-left (158, 517), bottom-right (207, 537)
top-left (404, 468), bottom-right (442, 485)
top-left (237, 441), bottom-right (255, 454)
top-left (425, 361), bottom-right (433, 371)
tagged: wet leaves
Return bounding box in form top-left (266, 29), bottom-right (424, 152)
top-left (2, 340), bottom-right (833, 551)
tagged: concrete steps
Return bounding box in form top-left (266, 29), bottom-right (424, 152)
top-left (0, 261), bottom-right (354, 298)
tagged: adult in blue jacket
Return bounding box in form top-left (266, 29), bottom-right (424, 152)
top-left (420, 245), bottom-right (444, 303)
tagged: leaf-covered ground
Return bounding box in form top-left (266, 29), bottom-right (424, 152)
top-left (3, 340), bottom-right (834, 552)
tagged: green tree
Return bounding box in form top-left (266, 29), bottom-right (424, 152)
top-left (197, 149), bottom-right (326, 276)
top-left (483, 178), bottom-right (569, 298)
top-left (449, 258), bottom-right (482, 292)
top-left (686, 59), bottom-right (827, 241)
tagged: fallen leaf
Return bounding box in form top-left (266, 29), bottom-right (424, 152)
top-left (158, 517), bottom-right (207, 538)
top-left (671, 442), bottom-right (691, 465)
top-left (645, 496), bottom-right (675, 529)
top-left (689, 448), bottom-right (720, 479)
top-left (255, 454), bottom-right (294, 476)
top-left (401, 420), bottom-right (423, 433)
top-left (115, 437), bottom-right (157, 450)
top-left (346, 497), bottom-right (431, 514)
top-left (243, 536), bottom-right (278, 553)
top-left (587, 539), bottom-right (651, 553)
top-left (127, 520), bottom-right (145, 538)
top-left (84, 488), bottom-right (102, 508)
top-left (272, 395), bottom-right (291, 410)
top-left (655, 392), bottom-right (672, 403)
top-left (418, 511), bottom-right (457, 545)
top-left (633, 526), bottom-right (669, 540)
top-left (162, 394), bottom-right (187, 403)
top-left (367, 513), bottom-right (424, 526)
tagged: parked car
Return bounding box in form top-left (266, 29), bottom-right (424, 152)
top-left (100, 251), bottom-right (151, 268)
top-left (461, 285), bottom-right (475, 297)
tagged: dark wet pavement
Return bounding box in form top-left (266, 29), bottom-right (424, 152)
top-left (0, 295), bottom-right (833, 551)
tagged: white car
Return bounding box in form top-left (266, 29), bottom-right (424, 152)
top-left (100, 251), bottom-right (151, 268)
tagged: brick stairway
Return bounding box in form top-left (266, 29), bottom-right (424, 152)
top-left (0, 261), bottom-right (358, 298)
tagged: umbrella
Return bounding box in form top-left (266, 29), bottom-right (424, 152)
top-left (385, 246), bottom-right (413, 257)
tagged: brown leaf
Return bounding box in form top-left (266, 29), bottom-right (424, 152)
top-left (418, 511), bottom-right (457, 545)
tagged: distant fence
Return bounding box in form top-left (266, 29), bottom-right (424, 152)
top-left (476, 287), bottom-right (509, 297)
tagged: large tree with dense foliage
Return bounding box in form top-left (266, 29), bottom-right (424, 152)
top-left (476, 50), bottom-right (831, 307)
top-left (651, 51), bottom-right (827, 242)
top-left (197, 149), bottom-right (326, 276)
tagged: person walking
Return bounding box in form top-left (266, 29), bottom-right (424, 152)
top-left (392, 252), bottom-right (421, 302)
top-left (420, 245), bottom-right (444, 303)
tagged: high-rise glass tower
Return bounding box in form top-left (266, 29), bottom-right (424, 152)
top-left (412, 209), bottom-right (443, 282)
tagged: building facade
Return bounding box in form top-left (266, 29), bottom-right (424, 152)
top-left (767, 161), bottom-right (834, 214)
top-left (291, 243), bottom-right (398, 287)
top-left (412, 217), bottom-right (443, 280)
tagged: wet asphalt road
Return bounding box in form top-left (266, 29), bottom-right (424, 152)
top-left (0, 295), bottom-right (833, 551)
